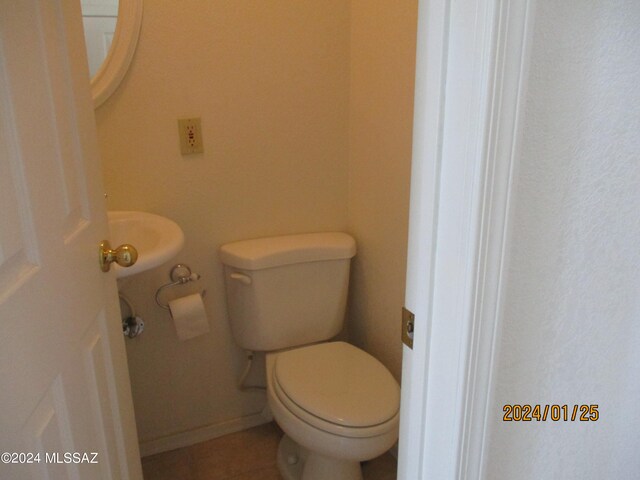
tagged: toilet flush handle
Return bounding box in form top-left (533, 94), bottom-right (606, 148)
top-left (230, 272), bottom-right (252, 285)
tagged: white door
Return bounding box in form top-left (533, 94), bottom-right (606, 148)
top-left (0, 1), bottom-right (142, 479)
top-left (80, 0), bottom-right (118, 78)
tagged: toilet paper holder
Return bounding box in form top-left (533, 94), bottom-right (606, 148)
top-left (155, 264), bottom-right (206, 310)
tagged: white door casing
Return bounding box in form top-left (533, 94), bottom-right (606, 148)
top-left (0, 1), bottom-right (142, 479)
top-left (398, 0), bottom-right (534, 478)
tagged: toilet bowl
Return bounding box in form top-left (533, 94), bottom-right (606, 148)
top-left (266, 342), bottom-right (399, 480)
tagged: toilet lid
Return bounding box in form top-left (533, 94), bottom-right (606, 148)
top-left (274, 342), bottom-right (400, 428)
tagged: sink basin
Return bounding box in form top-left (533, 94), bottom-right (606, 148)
top-left (107, 211), bottom-right (185, 278)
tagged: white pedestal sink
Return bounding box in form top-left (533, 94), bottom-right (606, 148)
top-left (107, 211), bottom-right (185, 278)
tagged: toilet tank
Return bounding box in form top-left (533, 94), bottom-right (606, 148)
top-left (219, 233), bottom-right (356, 351)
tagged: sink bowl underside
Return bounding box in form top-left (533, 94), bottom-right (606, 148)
top-left (107, 211), bottom-right (185, 278)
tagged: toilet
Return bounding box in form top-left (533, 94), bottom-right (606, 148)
top-left (220, 232), bottom-right (400, 480)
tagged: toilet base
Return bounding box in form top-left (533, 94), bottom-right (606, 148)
top-left (277, 435), bottom-right (306, 480)
top-left (277, 434), bottom-right (363, 480)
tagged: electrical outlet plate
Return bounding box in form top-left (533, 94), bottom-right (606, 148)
top-left (178, 117), bottom-right (204, 155)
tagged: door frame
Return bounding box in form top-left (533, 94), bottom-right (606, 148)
top-left (397, 0), bottom-right (535, 478)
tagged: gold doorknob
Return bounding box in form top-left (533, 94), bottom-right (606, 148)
top-left (99, 240), bottom-right (138, 272)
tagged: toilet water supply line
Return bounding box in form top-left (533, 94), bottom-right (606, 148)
top-left (238, 350), bottom-right (266, 391)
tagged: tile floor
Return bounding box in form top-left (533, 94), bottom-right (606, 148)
top-left (141, 422), bottom-right (397, 480)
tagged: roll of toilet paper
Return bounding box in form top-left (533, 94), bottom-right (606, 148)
top-left (168, 293), bottom-right (210, 341)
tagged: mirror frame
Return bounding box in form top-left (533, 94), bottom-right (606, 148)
top-left (91, 0), bottom-right (143, 108)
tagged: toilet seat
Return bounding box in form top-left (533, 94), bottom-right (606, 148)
top-left (272, 342), bottom-right (400, 439)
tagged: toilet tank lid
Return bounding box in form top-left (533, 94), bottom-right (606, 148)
top-left (219, 232), bottom-right (356, 270)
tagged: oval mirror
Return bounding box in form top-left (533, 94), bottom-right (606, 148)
top-left (81, 0), bottom-right (143, 108)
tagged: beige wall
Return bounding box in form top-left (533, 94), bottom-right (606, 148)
top-left (347, 0), bottom-right (418, 380)
top-left (96, 0), bottom-right (417, 448)
top-left (95, 1), bottom-right (350, 446)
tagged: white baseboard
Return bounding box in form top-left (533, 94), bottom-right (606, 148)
top-left (139, 410), bottom-right (272, 457)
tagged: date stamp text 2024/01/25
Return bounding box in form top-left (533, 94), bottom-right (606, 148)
top-left (503, 404), bottom-right (599, 422)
